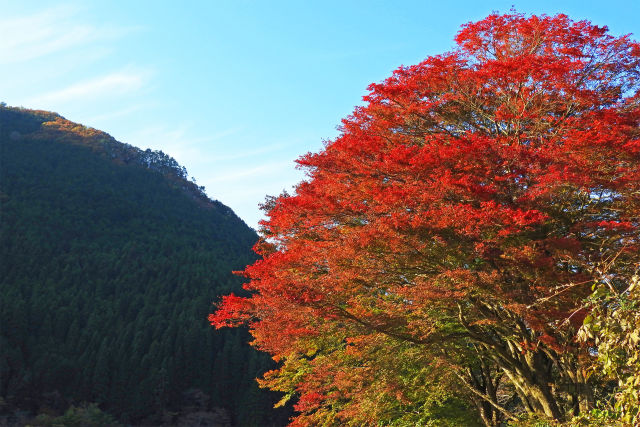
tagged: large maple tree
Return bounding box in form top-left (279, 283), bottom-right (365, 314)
top-left (211, 12), bottom-right (640, 425)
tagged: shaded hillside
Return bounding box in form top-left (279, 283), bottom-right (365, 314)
top-left (0, 106), bottom-right (289, 425)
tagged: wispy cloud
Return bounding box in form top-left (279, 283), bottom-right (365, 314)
top-left (207, 143), bottom-right (288, 162)
top-left (122, 124), bottom-right (255, 165)
top-left (123, 124), bottom-right (217, 169)
top-left (83, 103), bottom-right (149, 124)
top-left (23, 68), bottom-right (152, 107)
top-left (207, 127), bottom-right (244, 142)
top-left (0, 5), bottom-right (136, 65)
top-left (205, 161), bottom-right (294, 183)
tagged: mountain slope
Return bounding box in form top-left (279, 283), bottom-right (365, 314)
top-left (0, 106), bottom-right (288, 425)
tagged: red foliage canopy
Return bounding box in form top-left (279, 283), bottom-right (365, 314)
top-left (211, 12), bottom-right (640, 425)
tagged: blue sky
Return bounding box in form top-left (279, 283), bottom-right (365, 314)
top-left (2, 1), bottom-right (639, 228)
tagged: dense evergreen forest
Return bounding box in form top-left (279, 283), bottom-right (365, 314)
top-left (0, 106), bottom-right (290, 426)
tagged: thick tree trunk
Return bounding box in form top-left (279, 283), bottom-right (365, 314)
top-left (458, 302), bottom-right (567, 421)
top-left (455, 363), bottom-right (512, 426)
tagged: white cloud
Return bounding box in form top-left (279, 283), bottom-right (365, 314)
top-left (83, 104), bottom-right (148, 125)
top-left (122, 124), bottom-right (250, 166)
top-left (205, 161), bottom-right (294, 183)
top-left (23, 69), bottom-right (151, 107)
top-left (207, 126), bottom-right (244, 142)
top-left (207, 143), bottom-right (288, 162)
top-left (0, 5), bottom-right (135, 65)
top-left (1, 5), bottom-right (149, 119)
top-left (124, 124), bottom-right (193, 155)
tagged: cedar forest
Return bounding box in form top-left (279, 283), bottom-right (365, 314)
top-left (1, 10), bottom-right (640, 427)
top-left (0, 108), bottom-right (291, 425)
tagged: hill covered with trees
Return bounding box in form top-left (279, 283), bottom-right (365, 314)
top-left (0, 106), bottom-right (289, 425)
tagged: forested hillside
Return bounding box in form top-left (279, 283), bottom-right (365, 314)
top-left (0, 106), bottom-right (289, 425)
